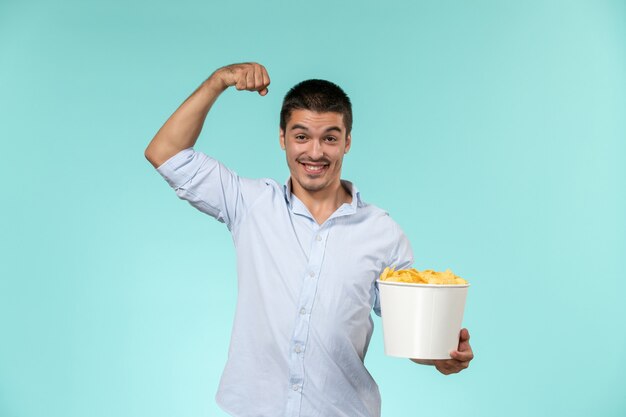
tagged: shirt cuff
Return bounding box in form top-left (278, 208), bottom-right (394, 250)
top-left (156, 147), bottom-right (207, 189)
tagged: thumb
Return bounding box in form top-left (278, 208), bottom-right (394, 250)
top-left (458, 328), bottom-right (471, 350)
top-left (258, 87), bottom-right (269, 96)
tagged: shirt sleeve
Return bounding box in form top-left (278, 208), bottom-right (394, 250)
top-left (373, 223), bottom-right (414, 317)
top-left (155, 147), bottom-right (262, 231)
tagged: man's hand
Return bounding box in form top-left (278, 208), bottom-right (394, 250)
top-left (210, 62), bottom-right (271, 96)
top-left (410, 328), bottom-right (474, 375)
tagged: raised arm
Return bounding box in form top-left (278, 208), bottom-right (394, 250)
top-left (144, 63), bottom-right (271, 168)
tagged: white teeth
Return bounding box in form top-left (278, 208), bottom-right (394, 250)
top-left (305, 164), bottom-right (324, 171)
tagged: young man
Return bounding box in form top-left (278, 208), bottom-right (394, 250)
top-left (145, 62), bottom-right (473, 417)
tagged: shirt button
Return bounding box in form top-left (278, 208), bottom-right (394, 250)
top-left (299, 307), bottom-right (306, 315)
top-left (292, 384), bottom-right (300, 391)
top-left (316, 235), bottom-right (322, 241)
top-left (295, 344), bottom-right (302, 353)
top-left (309, 271), bottom-right (315, 278)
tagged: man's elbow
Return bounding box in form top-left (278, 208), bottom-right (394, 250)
top-left (145, 140), bottom-right (188, 169)
top-left (144, 142), bottom-right (171, 169)
top-left (144, 146), bottom-right (159, 169)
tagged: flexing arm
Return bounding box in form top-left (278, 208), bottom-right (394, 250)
top-left (144, 63), bottom-right (271, 168)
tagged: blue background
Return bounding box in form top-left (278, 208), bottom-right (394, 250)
top-left (1, 0), bottom-right (624, 416)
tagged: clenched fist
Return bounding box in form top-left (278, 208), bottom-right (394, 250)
top-left (210, 62), bottom-right (271, 96)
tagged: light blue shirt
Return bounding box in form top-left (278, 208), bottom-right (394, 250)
top-left (156, 148), bottom-right (413, 417)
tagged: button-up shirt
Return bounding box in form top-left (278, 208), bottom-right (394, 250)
top-left (156, 148), bottom-right (413, 417)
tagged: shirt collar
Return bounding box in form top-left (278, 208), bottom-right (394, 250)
top-left (283, 178), bottom-right (363, 213)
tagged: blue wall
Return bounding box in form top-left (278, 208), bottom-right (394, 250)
top-left (1, 1), bottom-right (624, 416)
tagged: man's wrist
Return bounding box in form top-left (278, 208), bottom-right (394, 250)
top-left (202, 73), bottom-right (229, 95)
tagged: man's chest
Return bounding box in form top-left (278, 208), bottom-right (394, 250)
top-left (235, 206), bottom-right (393, 306)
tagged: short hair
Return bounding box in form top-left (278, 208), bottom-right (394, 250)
top-left (280, 79), bottom-right (353, 134)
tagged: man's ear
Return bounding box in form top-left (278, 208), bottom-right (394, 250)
top-left (345, 133), bottom-right (351, 154)
top-left (279, 128), bottom-right (286, 150)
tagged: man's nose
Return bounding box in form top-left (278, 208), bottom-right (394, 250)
top-left (309, 139), bottom-right (324, 160)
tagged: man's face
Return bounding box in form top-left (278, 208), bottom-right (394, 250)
top-left (280, 109), bottom-right (351, 194)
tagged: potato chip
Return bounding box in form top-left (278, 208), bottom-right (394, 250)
top-left (379, 267), bottom-right (467, 285)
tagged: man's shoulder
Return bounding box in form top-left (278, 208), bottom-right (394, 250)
top-left (356, 194), bottom-right (392, 218)
top-left (357, 199), bottom-right (405, 232)
top-left (239, 176), bottom-right (284, 197)
top-left (358, 200), bottom-right (389, 218)
top-left (237, 176), bottom-right (286, 209)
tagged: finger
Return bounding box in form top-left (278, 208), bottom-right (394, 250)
top-left (450, 349), bottom-right (474, 362)
top-left (434, 359), bottom-right (455, 369)
top-left (257, 65), bottom-right (270, 96)
top-left (261, 66), bottom-right (270, 87)
top-left (235, 68), bottom-right (247, 90)
top-left (459, 328), bottom-right (470, 343)
top-left (253, 65), bottom-right (263, 90)
top-left (458, 328), bottom-right (471, 351)
top-left (245, 67), bottom-right (255, 90)
top-left (458, 339), bottom-right (471, 352)
top-left (443, 363), bottom-right (468, 374)
top-left (459, 340), bottom-right (471, 351)
top-left (435, 361), bottom-right (455, 375)
top-left (438, 359), bottom-right (469, 374)
top-left (434, 362), bottom-right (448, 374)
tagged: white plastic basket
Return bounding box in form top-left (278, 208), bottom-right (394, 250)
top-left (377, 280), bottom-right (469, 359)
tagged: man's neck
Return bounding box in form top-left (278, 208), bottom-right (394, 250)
top-left (291, 179), bottom-right (352, 225)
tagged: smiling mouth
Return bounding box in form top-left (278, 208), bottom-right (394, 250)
top-left (300, 162), bottom-right (329, 175)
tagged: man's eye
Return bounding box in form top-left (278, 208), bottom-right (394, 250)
top-left (295, 135), bottom-right (306, 140)
top-left (325, 136), bottom-right (337, 142)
